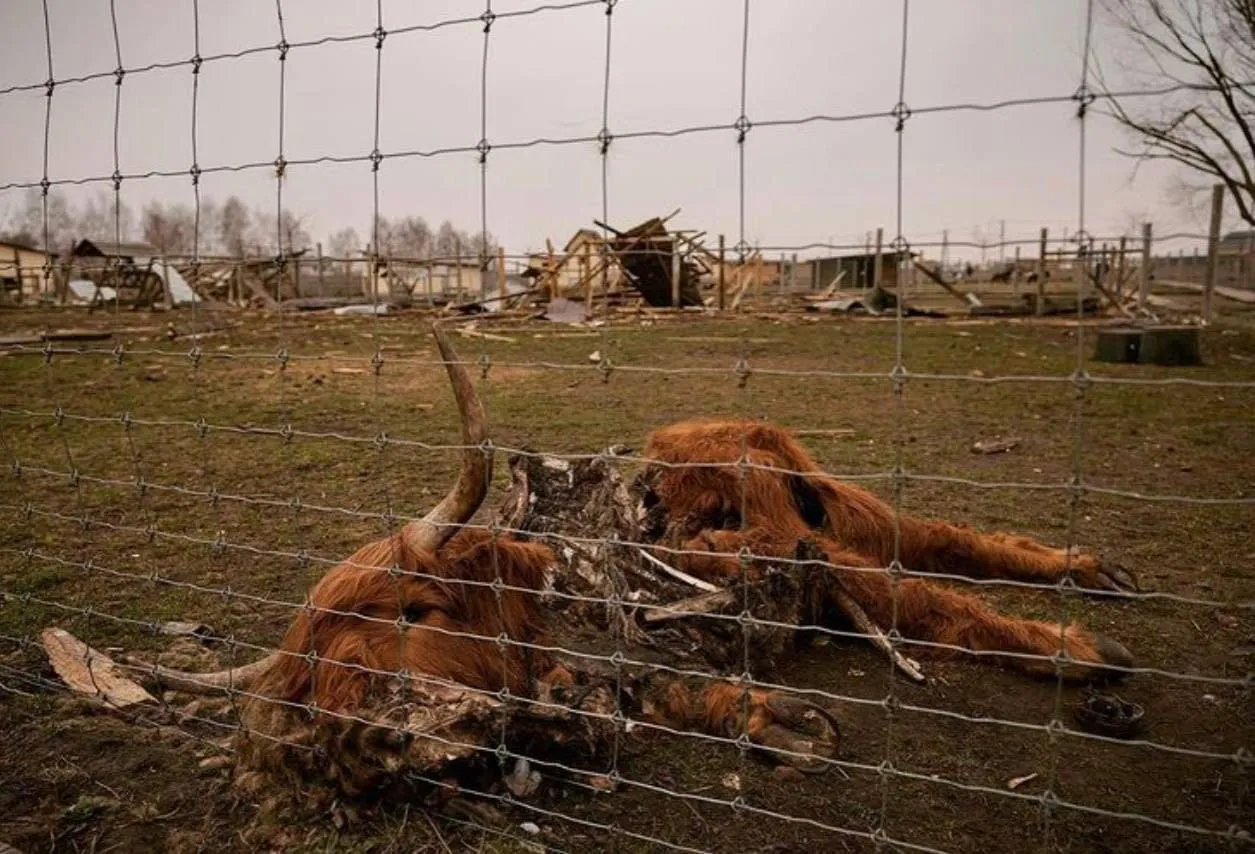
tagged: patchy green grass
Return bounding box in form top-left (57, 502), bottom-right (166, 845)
top-left (1, 308), bottom-right (1252, 853)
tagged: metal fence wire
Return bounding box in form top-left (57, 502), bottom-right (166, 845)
top-left (0, 1), bottom-right (1252, 853)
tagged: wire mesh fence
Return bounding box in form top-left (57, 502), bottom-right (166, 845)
top-left (1, 1), bottom-right (1253, 852)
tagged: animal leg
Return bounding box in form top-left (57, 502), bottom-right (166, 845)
top-left (894, 518), bottom-right (1137, 593)
top-left (835, 562), bottom-right (1133, 682)
top-left (638, 679), bottom-right (840, 774)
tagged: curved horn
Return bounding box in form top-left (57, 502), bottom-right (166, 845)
top-left (120, 326), bottom-right (489, 696)
top-left (400, 323), bottom-right (492, 554)
top-left (123, 653), bottom-right (277, 695)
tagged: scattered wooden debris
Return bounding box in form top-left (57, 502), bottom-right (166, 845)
top-left (970, 437), bottom-right (1021, 455)
top-left (40, 627), bottom-right (156, 709)
top-left (1007, 772), bottom-right (1038, 790)
top-left (157, 622), bottom-right (217, 644)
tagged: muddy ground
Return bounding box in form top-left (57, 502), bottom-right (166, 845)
top-left (0, 306), bottom-right (1251, 853)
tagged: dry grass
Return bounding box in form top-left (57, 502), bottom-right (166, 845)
top-left (1, 307), bottom-right (1252, 853)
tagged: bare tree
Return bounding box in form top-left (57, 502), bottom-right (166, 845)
top-left (327, 227), bottom-right (361, 274)
top-left (141, 201), bottom-right (196, 256)
top-left (432, 220), bottom-right (460, 258)
top-left (76, 190), bottom-right (136, 245)
top-left (218, 196), bottom-right (252, 257)
top-left (2, 188), bottom-right (76, 253)
top-left (1099, 0), bottom-right (1255, 226)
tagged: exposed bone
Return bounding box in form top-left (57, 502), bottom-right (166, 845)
top-left (637, 548), bottom-right (719, 593)
top-left (642, 589), bottom-right (737, 624)
top-left (829, 588), bottom-right (926, 683)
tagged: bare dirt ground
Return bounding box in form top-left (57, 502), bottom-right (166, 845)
top-left (0, 305), bottom-right (1252, 853)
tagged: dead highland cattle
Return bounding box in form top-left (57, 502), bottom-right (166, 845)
top-left (110, 326), bottom-right (840, 824)
top-left (83, 324), bottom-right (1137, 828)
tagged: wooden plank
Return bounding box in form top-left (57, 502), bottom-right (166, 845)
top-left (497, 245), bottom-right (507, 303)
top-left (1203, 183), bottom-right (1225, 323)
top-left (670, 240), bottom-right (681, 308)
top-left (717, 234), bottom-right (726, 310)
top-left (1037, 227), bottom-right (1048, 317)
top-left (728, 250), bottom-right (761, 311)
top-left (872, 227), bottom-right (883, 290)
top-left (41, 627), bottom-right (156, 709)
top-left (911, 259), bottom-right (979, 307)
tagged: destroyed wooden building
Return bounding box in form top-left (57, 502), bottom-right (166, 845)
top-left (0, 238), bottom-right (58, 304)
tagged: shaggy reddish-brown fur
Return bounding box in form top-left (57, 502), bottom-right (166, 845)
top-left (254, 528), bottom-right (556, 716)
top-left (641, 418), bottom-right (1134, 679)
top-left (248, 526), bottom-right (811, 764)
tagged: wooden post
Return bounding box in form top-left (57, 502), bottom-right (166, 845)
top-left (1072, 238), bottom-right (1086, 313)
top-left (160, 255), bottom-right (173, 310)
top-left (718, 234), bottom-right (726, 310)
top-left (454, 238), bottom-right (463, 301)
top-left (599, 237), bottom-right (609, 313)
top-left (779, 252), bottom-right (787, 295)
top-left (12, 252), bottom-right (22, 304)
top-left (1036, 227), bottom-right (1047, 316)
top-left (1245, 235), bottom-right (1253, 291)
top-left (544, 238), bottom-right (558, 301)
top-left (872, 227), bottom-right (883, 290)
top-left (426, 260), bottom-right (434, 306)
top-left (369, 244), bottom-right (379, 304)
top-left (1203, 182), bottom-right (1224, 323)
top-left (315, 241), bottom-right (324, 296)
top-left (1138, 222), bottom-right (1152, 311)
top-left (790, 252), bottom-right (798, 293)
top-left (497, 245), bottom-right (507, 303)
top-left (583, 241), bottom-right (594, 315)
top-left (670, 238), bottom-right (681, 308)
top-left (1114, 236), bottom-right (1127, 301)
top-left (1013, 245), bottom-right (1021, 299)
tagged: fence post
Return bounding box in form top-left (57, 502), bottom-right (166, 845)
top-left (671, 238), bottom-right (681, 308)
top-left (599, 237), bottom-right (609, 314)
top-left (1203, 183), bottom-right (1224, 323)
top-left (583, 241), bottom-right (594, 316)
top-left (370, 245), bottom-right (379, 304)
top-left (160, 255), bottom-right (173, 310)
top-left (718, 234), bottom-right (726, 310)
top-left (454, 238), bottom-right (463, 301)
top-left (872, 227), bottom-right (883, 290)
top-left (1245, 235), bottom-right (1252, 291)
top-left (426, 259), bottom-right (434, 306)
top-left (1013, 245), bottom-right (1021, 299)
top-left (1114, 235), bottom-right (1126, 301)
top-left (315, 241), bottom-right (324, 296)
top-left (1036, 227), bottom-right (1047, 316)
top-left (497, 245), bottom-right (507, 304)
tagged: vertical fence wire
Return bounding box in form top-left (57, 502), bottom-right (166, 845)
top-left (0, 4), bottom-right (1252, 853)
top-left (880, 0), bottom-right (912, 846)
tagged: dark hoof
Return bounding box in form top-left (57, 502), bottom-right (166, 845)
top-left (1095, 562), bottom-right (1140, 594)
top-left (1073, 689), bottom-right (1144, 739)
top-left (757, 696), bottom-right (840, 774)
top-left (1067, 634), bottom-right (1135, 685)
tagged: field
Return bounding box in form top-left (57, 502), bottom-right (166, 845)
top-left (0, 307), bottom-right (1251, 853)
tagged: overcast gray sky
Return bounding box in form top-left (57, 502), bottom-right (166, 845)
top-left (0, 0), bottom-right (1217, 260)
